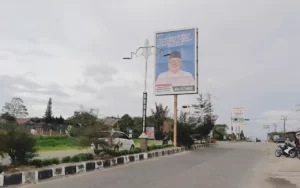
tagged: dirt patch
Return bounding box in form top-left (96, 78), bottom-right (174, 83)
top-left (266, 177), bottom-right (297, 188)
top-left (0, 165), bottom-right (37, 173)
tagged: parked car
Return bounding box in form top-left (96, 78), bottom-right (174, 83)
top-left (274, 138), bottom-right (285, 143)
top-left (91, 131), bottom-right (135, 154)
top-left (191, 134), bottom-right (201, 143)
top-left (211, 138), bottom-right (217, 143)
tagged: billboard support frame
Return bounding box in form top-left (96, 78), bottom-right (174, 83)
top-left (154, 27), bottom-right (199, 147)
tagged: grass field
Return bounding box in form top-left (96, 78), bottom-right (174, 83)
top-left (133, 139), bottom-right (162, 147)
top-left (35, 136), bottom-right (83, 151)
top-left (35, 136), bottom-right (163, 151)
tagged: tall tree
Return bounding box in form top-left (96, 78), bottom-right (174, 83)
top-left (2, 97), bottom-right (29, 118)
top-left (44, 98), bottom-right (53, 123)
top-left (191, 94), bottom-right (218, 138)
top-left (118, 114), bottom-right (134, 133)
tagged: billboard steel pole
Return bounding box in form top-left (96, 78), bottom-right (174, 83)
top-left (174, 95), bottom-right (178, 147)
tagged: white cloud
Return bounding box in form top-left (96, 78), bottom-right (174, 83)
top-left (0, 0), bottom-right (300, 140)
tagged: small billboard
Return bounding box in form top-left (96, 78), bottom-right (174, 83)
top-left (145, 127), bottom-right (155, 139)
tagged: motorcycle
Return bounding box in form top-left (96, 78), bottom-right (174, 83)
top-left (295, 147), bottom-right (300, 159)
top-left (162, 135), bottom-right (169, 145)
top-left (275, 143), bottom-right (297, 158)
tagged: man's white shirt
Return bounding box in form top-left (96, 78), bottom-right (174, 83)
top-left (156, 70), bottom-right (195, 86)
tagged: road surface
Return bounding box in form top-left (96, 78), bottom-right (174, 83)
top-left (20, 142), bottom-right (278, 188)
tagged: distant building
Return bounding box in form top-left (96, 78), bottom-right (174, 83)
top-left (103, 117), bottom-right (120, 127)
top-left (16, 118), bottom-right (31, 125)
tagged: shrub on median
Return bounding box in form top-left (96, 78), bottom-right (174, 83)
top-left (27, 145), bottom-right (173, 168)
top-left (28, 153), bottom-right (94, 167)
top-left (28, 157), bottom-right (60, 168)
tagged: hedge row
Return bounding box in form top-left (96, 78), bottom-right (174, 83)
top-left (28, 153), bottom-right (94, 168)
top-left (28, 144), bottom-right (173, 168)
top-left (106, 144), bottom-right (173, 157)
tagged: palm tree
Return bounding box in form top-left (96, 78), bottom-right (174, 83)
top-left (151, 103), bottom-right (170, 132)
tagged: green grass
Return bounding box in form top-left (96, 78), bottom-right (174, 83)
top-left (133, 139), bottom-right (162, 147)
top-left (35, 136), bottom-right (163, 152)
top-left (35, 136), bottom-right (83, 151)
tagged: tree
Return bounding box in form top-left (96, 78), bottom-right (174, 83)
top-left (151, 103), bottom-right (170, 131)
top-left (118, 114), bottom-right (134, 133)
top-left (191, 94), bottom-right (218, 138)
top-left (240, 130), bottom-right (245, 140)
top-left (213, 124), bottom-right (228, 140)
top-left (75, 120), bottom-right (121, 156)
top-left (132, 117), bottom-right (143, 138)
top-left (178, 111), bottom-right (188, 124)
top-left (44, 98), bottom-right (53, 123)
top-left (0, 125), bottom-right (38, 165)
top-left (66, 106), bottom-right (99, 127)
top-left (2, 97), bottom-right (29, 118)
top-left (0, 112), bottom-right (16, 122)
top-left (168, 122), bottom-right (194, 149)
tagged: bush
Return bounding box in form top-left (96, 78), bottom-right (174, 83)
top-left (71, 155), bottom-right (80, 162)
top-left (0, 125), bottom-right (38, 165)
top-left (28, 159), bottom-right (43, 167)
top-left (76, 153), bottom-right (94, 161)
top-left (28, 157), bottom-right (60, 167)
top-left (41, 159), bottom-right (52, 166)
top-left (61, 156), bottom-right (72, 163)
top-left (133, 147), bottom-right (142, 153)
top-left (169, 124), bottom-right (194, 149)
top-left (50, 158), bottom-right (60, 165)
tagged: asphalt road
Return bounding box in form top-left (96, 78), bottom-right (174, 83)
top-left (20, 142), bottom-right (276, 188)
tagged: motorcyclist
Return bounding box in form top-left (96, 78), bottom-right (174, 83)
top-left (295, 133), bottom-right (300, 148)
top-left (162, 132), bottom-right (169, 145)
top-left (284, 137), bottom-right (295, 149)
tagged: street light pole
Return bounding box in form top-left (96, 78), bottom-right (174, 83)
top-left (123, 39), bottom-right (164, 147)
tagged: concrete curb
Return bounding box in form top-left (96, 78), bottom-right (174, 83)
top-left (0, 143), bottom-right (215, 187)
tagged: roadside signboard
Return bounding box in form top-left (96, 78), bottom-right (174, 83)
top-left (232, 108), bottom-right (245, 126)
top-left (146, 127), bottom-right (155, 139)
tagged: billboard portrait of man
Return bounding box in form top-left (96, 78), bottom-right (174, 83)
top-left (155, 51), bottom-right (195, 86)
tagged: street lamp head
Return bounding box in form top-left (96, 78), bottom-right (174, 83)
top-left (123, 57), bottom-right (132, 60)
top-left (164, 53), bottom-right (171, 57)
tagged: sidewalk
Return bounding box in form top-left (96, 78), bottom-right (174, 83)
top-left (268, 157), bottom-right (300, 187)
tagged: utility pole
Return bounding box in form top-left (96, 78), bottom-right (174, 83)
top-left (281, 116), bottom-right (287, 135)
top-left (272, 123), bottom-right (277, 132)
top-left (206, 92), bottom-right (213, 116)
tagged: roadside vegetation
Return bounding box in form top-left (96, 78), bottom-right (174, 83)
top-left (0, 94), bottom-right (221, 173)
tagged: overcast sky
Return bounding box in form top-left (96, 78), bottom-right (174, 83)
top-left (1, 0), bottom-right (300, 139)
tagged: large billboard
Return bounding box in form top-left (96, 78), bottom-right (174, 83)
top-left (154, 28), bottom-right (198, 96)
top-left (232, 108), bottom-right (246, 126)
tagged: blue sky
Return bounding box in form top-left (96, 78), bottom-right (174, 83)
top-left (1, 0), bottom-right (300, 140)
